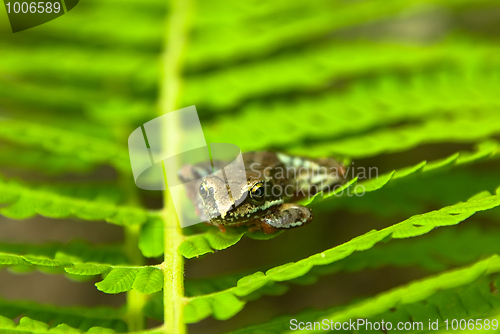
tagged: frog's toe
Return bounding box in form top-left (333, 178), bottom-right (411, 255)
top-left (261, 204), bottom-right (313, 229)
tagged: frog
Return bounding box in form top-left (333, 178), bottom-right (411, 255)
top-left (178, 151), bottom-right (347, 234)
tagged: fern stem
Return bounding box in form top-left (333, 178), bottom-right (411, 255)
top-left (126, 288), bottom-right (147, 331)
top-left (122, 172), bottom-right (147, 331)
top-left (160, 0), bottom-right (192, 333)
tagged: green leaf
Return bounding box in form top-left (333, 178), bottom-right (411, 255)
top-left (183, 299), bottom-right (212, 324)
top-left (185, 41), bottom-right (499, 110)
top-left (185, 292), bottom-right (245, 323)
top-left (0, 251), bottom-right (144, 284)
top-left (189, 1), bottom-right (499, 68)
top-left (0, 298), bottom-right (126, 332)
top-left (0, 240), bottom-right (129, 267)
top-left (95, 268), bottom-right (139, 294)
top-left (65, 264), bottom-right (111, 276)
top-left (0, 315), bottom-right (118, 333)
top-left (132, 267), bottom-right (163, 294)
top-left (0, 145), bottom-right (93, 175)
top-left (180, 228), bottom-right (245, 259)
top-left (204, 67), bottom-right (500, 153)
top-left (289, 111), bottom-right (500, 158)
top-left (0, 178), bottom-right (149, 225)
top-left (0, 253), bottom-right (29, 266)
top-left (310, 140), bottom-right (499, 205)
top-left (291, 225), bottom-right (500, 286)
top-left (17, 317), bottom-right (49, 331)
top-left (179, 235), bottom-right (213, 259)
top-left (232, 256), bottom-right (500, 334)
top-left (295, 256), bottom-right (500, 334)
top-left (138, 217), bottom-right (164, 258)
top-left (180, 225), bottom-right (284, 259)
top-left (0, 120), bottom-right (130, 172)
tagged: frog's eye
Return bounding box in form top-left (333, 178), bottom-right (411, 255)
top-left (249, 182), bottom-right (266, 202)
top-left (199, 182), bottom-right (210, 199)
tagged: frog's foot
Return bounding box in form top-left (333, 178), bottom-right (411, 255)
top-left (259, 203), bottom-right (313, 232)
top-left (216, 224), bottom-right (227, 233)
top-left (246, 222), bottom-right (278, 234)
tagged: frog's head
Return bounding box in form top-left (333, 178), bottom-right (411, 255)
top-left (197, 170), bottom-right (283, 225)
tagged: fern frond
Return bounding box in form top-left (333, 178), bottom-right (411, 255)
top-left (95, 267), bottom-right (163, 294)
top-left (178, 141), bottom-right (498, 258)
top-left (0, 177), bottom-right (149, 224)
top-left (0, 79), bottom-right (102, 114)
top-left (0, 146), bottom-right (94, 174)
top-left (0, 42), bottom-right (157, 92)
top-left (0, 252), bottom-right (110, 271)
top-left (183, 187), bottom-right (500, 322)
top-left (0, 252), bottom-right (162, 295)
top-left (287, 255), bottom-right (500, 334)
top-left (23, 0), bottom-right (166, 51)
top-left (230, 256), bottom-right (500, 334)
top-left (292, 225), bottom-right (500, 284)
top-left (0, 240), bottom-right (128, 266)
top-left (0, 299), bottom-right (126, 332)
top-left (180, 225), bottom-right (500, 303)
top-left (188, 0), bottom-right (498, 68)
top-left (179, 227), bottom-right (282, 259)
top-left (0, 315), bottom-right (117, 334)
top-left (323, 168), bottom-right (500, 219)
top-left (307, 140), bottom-right (499, 205)
top-left (183, 41), bottom-right (499, 109)
top-left (291, 111), bottom-right (500, 158)
top-left (0, 119), bottom-right (130, 172)
top-left (138, 217), bottom-right (164, 258)
top-left (0, 79), bottom-right (156, 126)
top-left (204, 69), bottom-right (500, 151)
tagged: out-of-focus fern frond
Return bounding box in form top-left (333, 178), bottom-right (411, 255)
top-left (0, 177), bottom-right (149, 224)
top-left (308, 140), bottom-right (499, 205)
top-left (0, 119), bottom-right (130, 172)
top-left (0, 315), bottom-right (118, 334)
top-left (0, 146), bottom-right (94, 174)
top-left (0, 42), bottom-right (158, 91)
top-left (0, 240), bottom-right (128, 267)
top-left (184, 41), bottom-right (500, 110)
top-left (188, 0), bottom-right (499, 68)
top-left (204, 69), bottom-right (500, 152)
top-left (321, 169), bottom-right (500, 219)
top-left (0, 299), bottom-right (126, 332)
top-left (232, 256), bottom-right (500, 334)
top-left (18, 0), bottom-right (167, 51)
top-left (291, 256), bottom-right (500, 334)
top-left (292, 112), bottom-right (500, 158)
top-left (0, 252), bottom-right (163, 295)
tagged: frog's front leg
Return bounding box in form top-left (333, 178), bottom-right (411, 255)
top-left (258, 204), bottom-right (313, 234)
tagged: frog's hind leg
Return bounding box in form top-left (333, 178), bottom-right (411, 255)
top-left (259, 203), bottom-right (313, 232)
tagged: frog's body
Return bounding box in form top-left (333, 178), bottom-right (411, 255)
top-left (178, 151), bottom-right (346, 234)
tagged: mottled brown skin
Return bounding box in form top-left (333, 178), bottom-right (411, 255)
top-left (179, 151), bottom-right (346, 233)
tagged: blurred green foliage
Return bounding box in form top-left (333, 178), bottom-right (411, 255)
top-left (1, 0), bottom-right (500, 333)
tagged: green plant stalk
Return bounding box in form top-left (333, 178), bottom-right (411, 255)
top-left (124, 224), bottom-right (146, 331)
top-left (119, 136), bottom-right (147, 332)
top-left (160, 0), bottom-right (191, 333)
